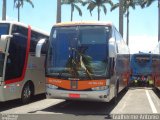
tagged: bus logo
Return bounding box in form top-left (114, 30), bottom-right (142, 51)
top-left (70, 80), bottom-right (78, 90)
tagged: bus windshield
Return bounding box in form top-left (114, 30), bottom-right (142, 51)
top-left (0, 53), bottom-right (5, 77)
top-left (131, 54), bottom-right (152, 75)
top-left (135, 55), bottom-right (150, 65)
top-left (0, 24), bottom-right (9, 36)
top-left (46, 25), bottom-right (111, 79)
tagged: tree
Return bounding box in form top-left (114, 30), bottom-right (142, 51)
top-left (83, 0), bottom-right (113, 21)
top-left (14, 0), bottom-right (34, 22)
top-left (2, 0), bottom-right (7, 20)
top-left (61, 0), bottom-right (82, 21)
top-left (66, 48), bottom-right (93, 79)
top-left (57, 0), bottom-right (61, 23)
top-left (111, 0), bottom-right (137, 45)
top-left (119, 0), bottom-right (123, 37)
top-left (139, 0), bottom-right (155, 8)
top-left (158, 0), bottom-right (160, 42)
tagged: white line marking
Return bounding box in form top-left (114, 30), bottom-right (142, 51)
top-left (145, 90), bottom-right (157, 113)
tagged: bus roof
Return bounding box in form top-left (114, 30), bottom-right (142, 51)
top-left (132, 52), bottom-right (152, 56)
top-left (0, 21), bottom-right (49, 36)
top-left (54, 21), bottom-right (113, 27)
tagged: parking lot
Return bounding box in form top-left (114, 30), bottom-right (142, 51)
top-left (0, 87), bottom-right (159, 120)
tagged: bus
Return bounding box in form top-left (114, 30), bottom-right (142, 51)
top-left (37, 22), bottom-right (130, 102)
top-left (152, 42), bottom-right (160, 90)
top-left (0, 21), bottom-right (49, 104)
top-left (130, 53), bottom-right (154, 87)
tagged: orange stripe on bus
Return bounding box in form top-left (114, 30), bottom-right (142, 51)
top-left (46, 78), bottom-right (106, 90)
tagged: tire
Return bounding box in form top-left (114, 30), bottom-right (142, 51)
top-left (21, 82), bottom-right (33, 104)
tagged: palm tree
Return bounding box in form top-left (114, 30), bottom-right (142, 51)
top-left (139, 0), bottom-right (155, 7)
top-left (14, 0), bottom-right (34, 22)
top-left (57, 0), bottom-right (61, 23)
top-left (158, 0), bottom-right (160, 42)
top-left (61, 0), bottom-right (82, 21)
top-left (2, 0), bottom-right (7, 20)
top-left (111, 0), bottom-right (137, 45)
top-left (84, 0), bottom-right (113, 21)
top-left (119, 0), bottom-right (123, 37)
top-left (66, 48), bottom-right (93, 79)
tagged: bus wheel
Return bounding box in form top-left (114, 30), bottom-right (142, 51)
top-left (21, 82), bottom-right (33, 104)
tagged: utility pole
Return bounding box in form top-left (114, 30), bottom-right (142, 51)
top-left (158, 0), bottom-right (160, 41)
top-left (56, 0), bottom-right (61, 23)
top-left (119, 0), bottom-right (123, 37)
top-left (126, 9), bottom-right (129, 45)
top-left (2, 0), bottom-right (6, 20)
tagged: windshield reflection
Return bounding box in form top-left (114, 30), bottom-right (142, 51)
top-left (0, 24), bottom-right (9, 36)
top-left (46, 26), bottom-right (111, 79)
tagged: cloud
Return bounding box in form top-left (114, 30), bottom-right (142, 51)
top-left (128, 35), bottom-right (158, 54)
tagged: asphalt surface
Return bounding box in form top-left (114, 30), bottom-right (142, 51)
top-left (0, 88), bottom-right (160, 120)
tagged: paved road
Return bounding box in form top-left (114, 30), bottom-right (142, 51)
top-left (111, 88), bottom-right (160, 114)
top-left (0, 88), bottom-right (160, 120)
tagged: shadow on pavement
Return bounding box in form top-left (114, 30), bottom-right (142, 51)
top-left (0, 94), bottom-right (46, 112)
top-left (153, 88), bottom-right (160, 99)
top-left (29, 89), bottom-right (127, 116)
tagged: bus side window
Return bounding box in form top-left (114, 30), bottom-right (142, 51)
top-left (5, 26), bottom-right (27, 80)
top-left (30, 31), bottom-right (49, 54)
top-left (30, 31), bottom-right (38, 53)
top-left (108, 58), bottom-right (115, 77)
top-left (41, 38), bottom-right (49, 54)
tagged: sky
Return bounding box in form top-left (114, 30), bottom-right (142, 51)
top-left (0, 0), bottom-right (158, 53)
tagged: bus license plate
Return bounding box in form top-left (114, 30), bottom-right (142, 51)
top-left (69, 94), bottom-right (80, 98)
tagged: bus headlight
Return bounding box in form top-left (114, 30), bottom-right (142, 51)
top-left (46, 84), bottom-right (58, 89)
top-left (91, 86), bottom-right (108, 91)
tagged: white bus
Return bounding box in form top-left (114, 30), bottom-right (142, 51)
top-left (0, 21), bottom-right (49, 104)
top-left (37, 22), bottom-right (130, 102)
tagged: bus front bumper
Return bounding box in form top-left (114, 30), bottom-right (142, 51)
top-left (46, 86), bottom-right (111, 102)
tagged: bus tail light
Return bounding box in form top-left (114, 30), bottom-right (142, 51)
top-left (91, 86), bottom-right (108, 91)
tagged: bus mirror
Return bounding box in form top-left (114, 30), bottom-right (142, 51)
top-left (0, 35), bottom-right (12, 53)
top-left (36, 38), bottom-right (46, 57)
top-left (109, 38), bottom-right (116, 58)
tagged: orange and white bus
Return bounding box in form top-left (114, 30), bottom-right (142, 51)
top-left (152, 42), bottom-right (160, 90)
top-left (0, 21), bottom-right (49, 104)
top-left (37, 22), bottom-right (130, 102)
